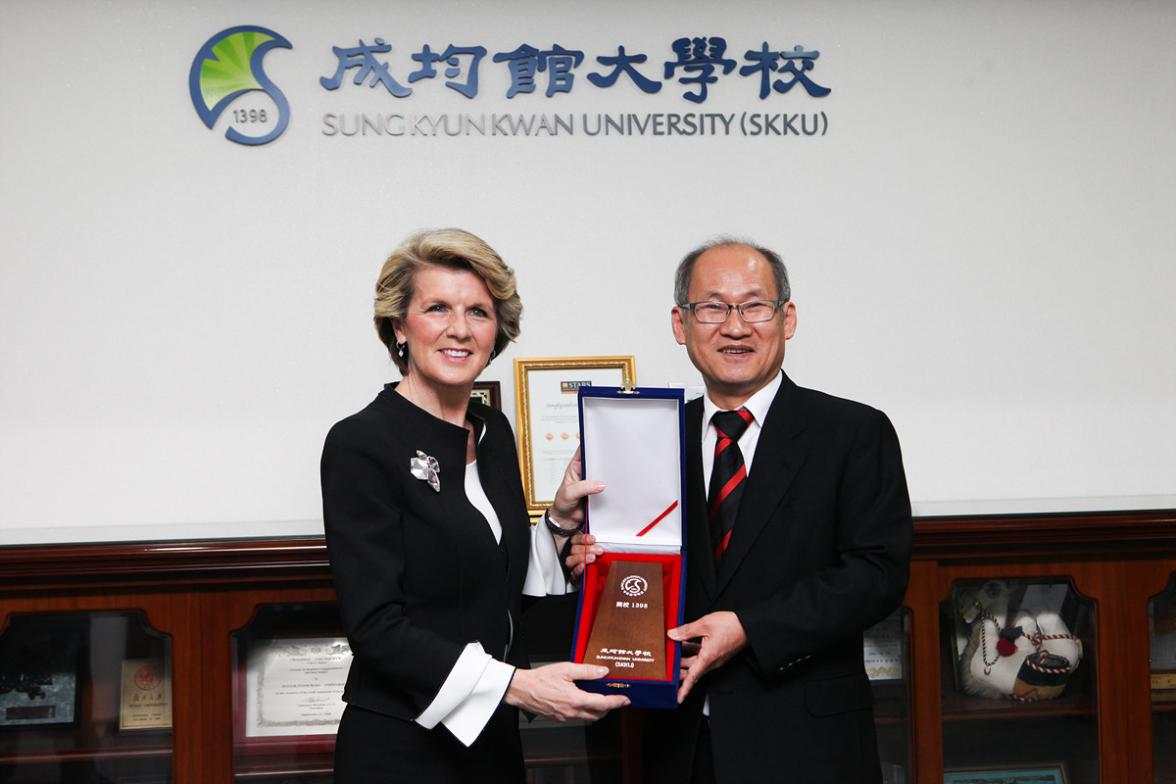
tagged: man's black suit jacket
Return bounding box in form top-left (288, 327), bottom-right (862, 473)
top-left (643, 372), bottom-right (912, 784)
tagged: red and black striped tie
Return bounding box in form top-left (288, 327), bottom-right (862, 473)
top-left (708, 408), bottom-right (753, 560)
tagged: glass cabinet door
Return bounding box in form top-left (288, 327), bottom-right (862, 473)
top-left (1149, 575), bottom-right (1176, 783)
top-left (229, 597), bottom-right (625, 783)
top-left (0, 610), bottom-right (173, 783)
top-left (231, 603), bottom-right (343, 783)
top-left (940, 579), bottom-right (1096, 784)
top-left (865, 608), bottom-right (911, 784)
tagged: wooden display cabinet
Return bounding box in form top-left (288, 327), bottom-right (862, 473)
top-left (908, 509), bottom-right (1176, 783)
top-left (0, 608), bottom-right (176, 782)
top-left (1, 508), bottom-right (1174, 782)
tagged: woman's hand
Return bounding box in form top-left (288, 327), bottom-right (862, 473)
top-left (564, 533), bottom-right (604, 582)
top-left (504, 662), bottom-right (629, 721)
top-left (547, 449), bottom-right (606, 582)
top-left (549, 448), bottom-right (604, 532)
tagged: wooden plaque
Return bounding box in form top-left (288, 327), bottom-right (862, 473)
top-left (119, 658), bottom-right (172, 730)
top-left (583, 561), bottom-right (666, 680)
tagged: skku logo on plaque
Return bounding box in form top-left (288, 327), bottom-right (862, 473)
top-left (189, 26), bottom-right (831, 145)
top-left (621, 575), bottom-right (649, 598)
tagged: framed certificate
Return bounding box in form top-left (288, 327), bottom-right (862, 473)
top-left (513, 356), bottom-right (636, 516)
top-left (242, 637), bottom-right (352, 738)
top-left (944, 764), bottom-right (1067, 784)
top-left (862, 611), bottom-right (905, 681)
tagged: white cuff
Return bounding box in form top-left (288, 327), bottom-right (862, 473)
top-left (439, 658), bottom-right (515, 747)
top-left (414, 643), bottom-right (516, 747)
top-left (523, 517), bottom-right (574, 597)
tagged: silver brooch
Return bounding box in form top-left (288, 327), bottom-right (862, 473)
top-left (410, 450), bottom-right (441, 493)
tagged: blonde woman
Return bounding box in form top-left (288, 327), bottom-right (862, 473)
top-left (321, 228), bottom-right (625, 783)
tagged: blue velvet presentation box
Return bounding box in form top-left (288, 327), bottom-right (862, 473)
top-left (570, 386), bottom-right (687, 709)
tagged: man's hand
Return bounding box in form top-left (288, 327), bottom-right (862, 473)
top-left (668, 611), bottom-right (748, 703)
top-left (504, 662), bottom-right (629, 721)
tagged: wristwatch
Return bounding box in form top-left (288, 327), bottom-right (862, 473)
top-left (543, 509), bottom-right (584, 537)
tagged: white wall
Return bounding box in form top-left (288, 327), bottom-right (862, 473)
top-left (2, 0), bottom-right (1174, 544)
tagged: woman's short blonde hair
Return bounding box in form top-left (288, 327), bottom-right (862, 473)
top-left (374, 228), bottom-right (522, 374)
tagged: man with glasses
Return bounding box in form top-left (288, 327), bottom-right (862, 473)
top-left (642, 238), bottom-right (912, 783)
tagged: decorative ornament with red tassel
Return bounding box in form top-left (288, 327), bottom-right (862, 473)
top-left (997, 625), bottom-right (1023, 657)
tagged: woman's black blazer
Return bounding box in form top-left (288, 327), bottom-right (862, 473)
top-left (321, 384), bottom-right (532, 722)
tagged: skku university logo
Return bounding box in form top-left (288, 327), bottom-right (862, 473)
top-left (620, 575), bottom-right (649, 597)
top-left (189, 26), bottom-right (292, 145)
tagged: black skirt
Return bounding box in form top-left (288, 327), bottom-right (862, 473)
top-left (333, 701), bottom-right (525, 784)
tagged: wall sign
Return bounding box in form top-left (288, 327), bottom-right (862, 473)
top-left (190, 27), bottom-right (832, 145)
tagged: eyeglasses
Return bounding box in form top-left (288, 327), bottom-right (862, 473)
top-left (680, 299), bottom-right (787, 324)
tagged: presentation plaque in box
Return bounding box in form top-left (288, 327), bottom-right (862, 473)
top-left (119, 658), bottom-right (172, 730)
top-left (570, 386), bottom-right (686, 709)
top-left (582, 560), bottom-right (667, 680)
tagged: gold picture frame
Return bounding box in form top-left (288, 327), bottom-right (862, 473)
top-left (514, 356), bottom-right (636, 517)
top-left (470, 380), bottom-right (502, 411)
